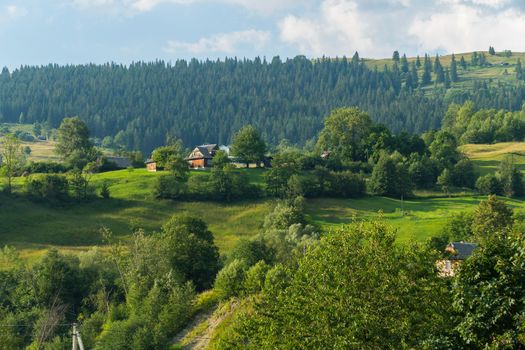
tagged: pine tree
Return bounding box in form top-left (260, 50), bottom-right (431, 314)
top-left (450, 54), bottom-right (458, 82)
top-left (444, 68), bottom-right (451, 89)
top-left (415, 55), bottom-right (421, 68)
top-left (479, 52), bottom-right (487, 66)
top-left (410, 62), bottom-right (419, 87)
top-left (422, 54), bottom-right (432, 85)
top-left (471, 52), bottom-right (479, 66)
top-left (400, 54), bottom-right (409, 74)
top-left (434, 55), bottom-right (444, 83)
top-left (392, 51), bottom-right (400, 62)
top-left (352, 51), bottom-right (360, 65)
top-left (460, 56), bottom-right (467, 70)
top-left (489, 46), bottom-right (496, 55)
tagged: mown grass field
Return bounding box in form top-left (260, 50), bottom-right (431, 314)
top-left (460, 142), bottom-right (525, 176)
top-left (364, 51), bottom-right (525, 94)
top-left (3, 141), bottom-right (525, 262)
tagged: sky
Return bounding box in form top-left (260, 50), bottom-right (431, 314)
top-left (2, 0), bottom-right (525, 67)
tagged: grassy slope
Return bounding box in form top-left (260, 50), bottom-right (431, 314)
top-left (460, 142), bottom-right (525, 176)
top-left (363, 51), bottom-right (525, 95)
top-left (3, 163), bottom-right (525, 263)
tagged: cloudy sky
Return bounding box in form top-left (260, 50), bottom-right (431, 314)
top-left (1, 0), bottom-right (525, 67)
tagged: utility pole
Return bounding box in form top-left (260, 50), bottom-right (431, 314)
top-left (72, 323), bottom-right (85, 350)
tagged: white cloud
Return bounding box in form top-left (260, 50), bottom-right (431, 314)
top-left (279, 0), bottom-right (382, 57)
top-left (409, 4), bottom-right (525, 53)
top-left (165, 29), bottom-right (271, 54)
top-left (0, 4), bottom-right (28, 22)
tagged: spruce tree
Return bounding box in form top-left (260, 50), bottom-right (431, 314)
top-left (401, 54), bottom-right (409, 74)
top-left (460, 56), bottom-right (467, 70)
top-left (415, 55), bottom-right (421, 68)
top-left (488, 46), bottom-right (496, 55)
top-left (444, 68), bottom-right (451, 89)
top-left (410, 62), bottom-right (419, 87)
top-left (392, 51), bottom-right (400, 62)
top-left (471, 52), bottom-right (479, 66)
top-left (450, 54), bottom-right (458, 82)
top-left (434, 55), bottom-right (444, 83)
top-left (422, 54), bottom-right (432, 85)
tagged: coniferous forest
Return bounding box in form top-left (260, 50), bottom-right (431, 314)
top-left (2, 56), bottom-right (525, 153)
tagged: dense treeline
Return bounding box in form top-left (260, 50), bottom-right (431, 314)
top-left (2, 56), bottom-right (525, 153)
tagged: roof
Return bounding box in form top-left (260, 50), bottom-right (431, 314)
top-left (105, 156), bottom-right (132, 169)
top-left (187, 144), bottom-right (219, 160)
top-left (446, 242), bottom-right (478, 260)
top-left (145, 159), bottom-right (156, 164)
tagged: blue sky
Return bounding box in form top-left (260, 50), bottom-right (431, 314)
top-left (2, 0), bottom-right (525, 67)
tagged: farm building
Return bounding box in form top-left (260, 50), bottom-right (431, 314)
top-left (187, 144), bottom-right (219, 168)
top-left (145, 159), bottom-right (157, 172)
top-left (437, 241), bottom-right (478, 277)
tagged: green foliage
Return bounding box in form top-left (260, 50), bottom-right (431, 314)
top-left (476, 174), bottom-right (502, 195)
top-left (151, 142), bottom-right (183, 169)
top-left (226, 239), bottom-right (274, 267)
top-left (498, 155), bottom-right (524, 197)
top-left (55, 117), bottom-right (95, 169)
top-left (161, 215), bottom-right (221, 291)
top-left (453, 224), bottom-right (525, 348)
top-left (243, 260), bottom-right (270, 295)
top-left (220, 222), bottom-right (452, 349)
top-left (25, 174), bottom-right (69, 202)
top-left (99, 181), bottom-right (110, 199)
top-left (472, 195), bottom-right (514, 242)
top-left (263, 197), bottom-right (305, 230)
top-left (369, 152), bottom-right (412, 197)
top-left (1, 133), bottom-right (25, 193)
top-left (316, 107), bottom-right (372, 161)
top-left (231, 125), bottom-right (267, 166)
top-left (214, 259), bottom-right (248, 300)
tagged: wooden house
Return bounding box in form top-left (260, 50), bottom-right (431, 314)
top-left (437, 242), bottom-right (478, 277)
top-left (187, 144), bottom-right (219, 168)
top-left (145, 159), bottom-right (157, 172)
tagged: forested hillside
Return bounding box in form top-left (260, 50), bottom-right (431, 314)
top-left (1, 52), bottom-right (525, 153)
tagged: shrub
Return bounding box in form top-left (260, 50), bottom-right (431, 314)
top-left (243, 260), bottom-right (270, 295)
top-left (23, 162), bottom-right (69, 174)
top-left (25, 174), bottom-right (69, 202)
top-left (99, 181), bottom-right (110, 199)
top-left (476, 174), bottom-right (502, 195)
top-left (154, 175), bottom-right (187, 199)
top-left (214, 259), bottom-right (248, 300)
top-left (326, 171), bottom-right (366, 197)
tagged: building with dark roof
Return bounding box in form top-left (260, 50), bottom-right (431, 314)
top-left (187, 144), bottom-right (219, 168)
top-left (438, 241), bottom-right (478, 277)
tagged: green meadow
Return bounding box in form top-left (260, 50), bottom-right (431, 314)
top-left (3, 141), bottom-right (525, 261)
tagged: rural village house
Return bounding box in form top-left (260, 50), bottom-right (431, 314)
top-left (145, 159), bottom-right (157, 172)
top-left (187, 144), bottom-right (219, 168)
top-left (437, 241), bottom-right (478, 277)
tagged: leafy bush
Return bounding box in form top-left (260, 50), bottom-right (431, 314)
top-left (25, 174), bottom-right (69, 202)
top-left (214, 259), bottom-right (248, 300)
top-left (23, 161), bottom-right (69, 174)
top-left (326, 171), bottom-right (366, 197)
top-left (476, 174), bottom-right (502, 195)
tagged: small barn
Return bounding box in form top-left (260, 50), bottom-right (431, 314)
top-left (438, 241), bottom-right (478, 277)
top-left (187, 144), bottom-right (219, 168)
top-left (145, 159), bottom-right (157, 172)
